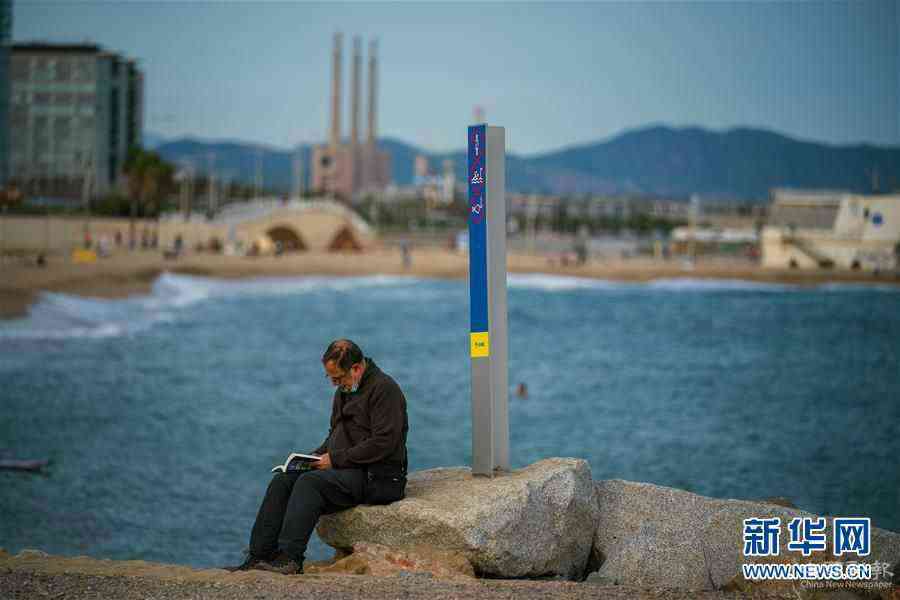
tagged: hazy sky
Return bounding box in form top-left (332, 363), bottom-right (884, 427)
top-left (14, 1), bottom-right (900, 155)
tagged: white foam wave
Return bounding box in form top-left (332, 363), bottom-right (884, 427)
top-left (1, 291), bottom-right (173, 340)
top-left (816, 282), bottom-right (900, 293)
top-left (644, 278), bottom-right (794, 292)
top-left (0, 272), bottom-right (423, 341)
top-left (508, 273), bottom-right (794, 292)
top-left (2, 272), bottom-right (894, 341)
top-left (152, 272), bottom-right (420, 299)
top-left (507, 273), bottom-right (625, 291)
top-left (509, 273), bottom-right (900, 293)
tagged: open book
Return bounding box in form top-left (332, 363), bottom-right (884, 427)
top-left (271, 453), bottom-right (322, 473)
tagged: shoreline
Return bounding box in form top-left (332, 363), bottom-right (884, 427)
top-left (2, 248), bottom-right (898, 320)
top-left (0, 550), bottom-right (787, 600)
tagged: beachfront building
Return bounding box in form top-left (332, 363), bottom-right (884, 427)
top-left (761, 189), bottom-right (900, 271)
top-left (408, 155), bottom-right (455, 206)
top-left (7, 42), bottom-right (144, 201)
top-left (157, 198), bottom-right (374, 255)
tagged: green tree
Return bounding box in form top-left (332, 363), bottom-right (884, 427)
top-left (123, 147), bottom-right (175, 246)
top-left (91, 193), bottom-right (131, 217)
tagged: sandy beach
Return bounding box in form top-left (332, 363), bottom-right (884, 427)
top-left (2, 247), bottom-right (898, 320)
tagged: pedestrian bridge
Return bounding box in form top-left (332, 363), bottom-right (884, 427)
top-left (159, 199), bottom-right (372, 253)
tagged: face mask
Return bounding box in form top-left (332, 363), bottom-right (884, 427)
top-left (338, 362), bottom-right (363, 393)
top-left (340, 375), bottom-right (359, 394)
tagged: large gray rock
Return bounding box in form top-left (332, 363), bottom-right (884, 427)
top-left (317, 458), bottom-right (598, 579)
top-left (590, 479), bottom-right (900, 590)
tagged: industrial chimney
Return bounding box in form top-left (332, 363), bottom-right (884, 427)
top-left (330, 32), bottom-right (343, 148)
top-left (351, 36), bottom-right (361, 148)
top-left (367, 39), bottom-right (377, 147)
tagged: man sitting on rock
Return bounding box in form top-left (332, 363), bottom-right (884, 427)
top-left (226, 339), bottom-right (409, 575)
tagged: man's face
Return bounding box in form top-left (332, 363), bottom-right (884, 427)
top-left (324, 359), bottom-right (362, 393)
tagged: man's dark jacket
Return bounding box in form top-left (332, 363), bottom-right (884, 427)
top-left (312, 359), bottom-right (408, 476)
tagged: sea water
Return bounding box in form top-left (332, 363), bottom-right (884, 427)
top-left (1, 273), bottom-right (898, 567)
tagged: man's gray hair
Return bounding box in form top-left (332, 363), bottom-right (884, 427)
top-left (322, 339), bottom-right (364, 371)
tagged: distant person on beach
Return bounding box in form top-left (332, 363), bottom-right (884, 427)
top-left (98, 235), bottom-right (111, 258)
top-left (400, 240), bottom-right (412, 269)
top-left (574, 243), bottom-right (587, 266)
top-left (225, 339), bottom-right (409, 575)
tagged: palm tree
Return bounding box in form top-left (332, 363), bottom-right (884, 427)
top-left (123, 147), bottom-right (175, 248)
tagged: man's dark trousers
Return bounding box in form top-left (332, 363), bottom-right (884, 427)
top-left (249, 468), bottom-right (366, 563)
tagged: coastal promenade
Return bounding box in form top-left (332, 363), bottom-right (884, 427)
top-left (2, 248), bottom-right (898, 320)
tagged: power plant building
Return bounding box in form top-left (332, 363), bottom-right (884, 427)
top-left (312, 33), bottom-right (390, 201)
top-left (0, 0), bottom-right (12, 187)
top-left (7, 42), bottom-right (143, 200)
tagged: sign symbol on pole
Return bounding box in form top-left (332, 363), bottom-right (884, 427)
top-left (471, 195), bottom-right (484, 224)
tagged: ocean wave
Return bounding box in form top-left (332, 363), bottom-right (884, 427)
top-left (0, 272), bottom-right (424, 341)
top-left (0, 322), bottom-right (128, 340)
top-left (2, 272), bottom-right (895, 342)
top-left (507, 273), bottom-right (626, 291)
top-left (1, 291), bottom-right (176, 340)
top-left (644, 278), bottom-right (794, 292)
top-left (509, 273), bottom-right (900, 293)
top-left (815, 282), bottom-right (900, 293)
top-left (507, 273), bottom-right (794, 292)
top-left (151, 272), bottom-right (421, 301)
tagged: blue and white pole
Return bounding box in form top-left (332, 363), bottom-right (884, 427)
top-left (468, 124), bottom-right (509, 476)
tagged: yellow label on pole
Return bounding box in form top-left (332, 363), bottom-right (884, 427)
top-left (470, 332), bottom-right (490, 357)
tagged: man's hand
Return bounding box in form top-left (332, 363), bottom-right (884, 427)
top-left (314, 453), bottom-right (333, 470)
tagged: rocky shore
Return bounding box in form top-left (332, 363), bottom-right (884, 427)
top-left (314, 460), bottom-right (899, 590)
top-left (3, 460), bottom-right (897, 599)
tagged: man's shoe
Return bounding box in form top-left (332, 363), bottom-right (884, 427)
top-left (255, 558), bottom-right (303, 575)
top-left (223, 553), bottom-right (266, 572)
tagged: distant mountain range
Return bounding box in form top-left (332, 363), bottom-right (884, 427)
top-left (149, 126), bottom-right (900, 201)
